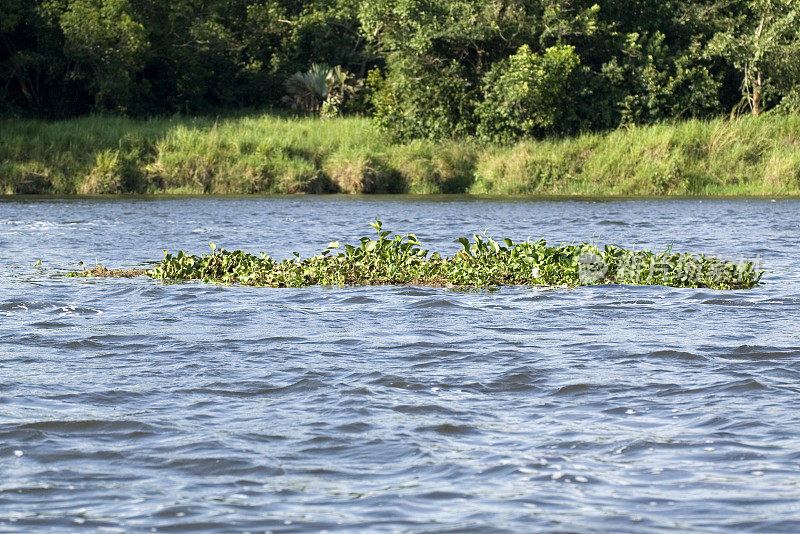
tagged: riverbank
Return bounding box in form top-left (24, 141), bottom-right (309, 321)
top-left (2, 113), bottom-right (799, 196)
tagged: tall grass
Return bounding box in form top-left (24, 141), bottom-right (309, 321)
top-left (2, 113), bottom-right (799, 195)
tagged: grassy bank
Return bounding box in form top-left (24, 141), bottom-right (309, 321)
top-left (2, 113), bottom-right (799, 196)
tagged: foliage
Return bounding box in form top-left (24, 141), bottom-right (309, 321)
top-left (368, 58), bottom-right (477, 140)
top-left (283, 64), bottom-right (361, 117)
top-left (359, 0), bottom-right (744, 139)
top-left (3, 0), bottom-right (800, 139)
top-left (321, 65), bottom-right (362, 118)
top-left (140, 220), bottom-right (763, 289)
top-left (1, 0), bottom-right (367, 116)
top-left (601, 32), bottom-right (723, 125)
top-left (283, 63), bottom-right (332, 112)
top-left (56, 0), bottom-right (149, 111)
top-left (707, 0), bottom-right (800, 115)
top-left (476, 44), bottom-right (580, 142)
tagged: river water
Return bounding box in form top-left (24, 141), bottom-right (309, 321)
top-left (1, 197), bottom-right (799, 532)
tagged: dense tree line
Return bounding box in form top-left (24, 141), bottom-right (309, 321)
top-left (2, 0), bottom-right (799, 139)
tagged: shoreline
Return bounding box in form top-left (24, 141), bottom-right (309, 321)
top-left (2, 193), bottom-right (798, 201)
top-left (3, 114), bottom-right (799, 197)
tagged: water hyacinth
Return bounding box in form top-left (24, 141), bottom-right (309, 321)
top-left (75, 221), bottom-right (763, 290)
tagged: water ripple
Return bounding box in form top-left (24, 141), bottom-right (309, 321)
top-left (2, 198), bottom-right (800, 532)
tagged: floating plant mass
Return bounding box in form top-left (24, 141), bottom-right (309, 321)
top-left (71, 221), bottom-right (763, 290)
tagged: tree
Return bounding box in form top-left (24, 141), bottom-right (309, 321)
top-left (476, 44), bottom-right (580, 141)
top-left (283, 63), bottom-right (360, 116)
top-left (1, 0), bottom-right (43, 113)
top-left (1, 0), bottom-right (75, 115)
top-left (57, 0), bottom-right (149, 111)
top-left (360, 0), bottom-right (601, 139)
top-left (709, 0), bottom-right (800, 115)
top-left (284, 63), bottom-right (331, 111)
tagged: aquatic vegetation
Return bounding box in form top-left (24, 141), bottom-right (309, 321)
top-left (75, 221), bottom-right (762, 289)
top-left (69, 265), bottom-right (148, 278)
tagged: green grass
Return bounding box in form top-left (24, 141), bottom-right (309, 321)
top-left (71, 220), bottom-right (764, 290)
top-left (2, 112), bottom-right (799, 195)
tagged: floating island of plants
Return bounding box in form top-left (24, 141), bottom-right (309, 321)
top-left (71, 221), bottom-right (763, 290)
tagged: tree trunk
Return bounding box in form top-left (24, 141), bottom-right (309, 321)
top-left (751, 13), bottom-right (766, 116)
top-left (752, 71), bottom-right (762, 115)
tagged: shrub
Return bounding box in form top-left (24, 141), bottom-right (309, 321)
top-left (476, 45), bottom-right (580, 143)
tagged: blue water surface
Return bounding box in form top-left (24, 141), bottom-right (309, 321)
top-left (1, 197), bottom-right (799, 532)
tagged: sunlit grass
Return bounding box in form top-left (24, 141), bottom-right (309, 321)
top-left (2, 112), bottom-right (799, 196)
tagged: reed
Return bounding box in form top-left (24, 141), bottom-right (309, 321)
top-left (3, 113), bottom-right (799, 196)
